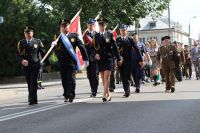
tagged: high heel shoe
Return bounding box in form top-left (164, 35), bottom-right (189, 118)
top-left (107, 96), bottom-right (112, 101)
top-left (102, 97), bottom-right (107, 102)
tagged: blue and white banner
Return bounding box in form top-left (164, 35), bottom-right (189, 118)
top-left (60, 32), bottom-right (81, 70)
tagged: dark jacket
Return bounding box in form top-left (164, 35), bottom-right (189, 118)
top-left (16, 38), bottom-right (45, 65)
top-left (54, 33), bottom-right (88, 69)
top-left (93, 31), bottom-right (121, 62)
top-left (116, 36), bottom-right (143, 63)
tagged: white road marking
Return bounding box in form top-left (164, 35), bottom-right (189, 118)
top-left (0, 97), bottom-right (93, 122)
top-left (1, 107), bottom-right (28, 110)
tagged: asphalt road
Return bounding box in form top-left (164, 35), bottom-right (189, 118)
top-left (0, 78), bottom-right (200, 133)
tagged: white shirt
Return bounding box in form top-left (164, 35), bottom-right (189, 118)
top-left (121, 36), bottom-right (127, 40)
top-left (195, 46), bottom-right (198, 53)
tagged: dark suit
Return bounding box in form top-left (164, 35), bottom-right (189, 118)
top-left (116, 36), bottom-right (143, 94)
top-left (54, 33), bottom-right (88, 99)
top-left (16, 38), bottom-right (45, 104)
top-left (93, 31), bottom-right (121, 72)
top-left (83, 31), bottom-right (99, 95)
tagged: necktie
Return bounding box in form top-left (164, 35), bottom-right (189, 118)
top-left (88, 32), bottom-right (92, 37)
top-left (27, 40), bottom-right (30, 45)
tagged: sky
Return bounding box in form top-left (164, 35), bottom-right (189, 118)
top-left (163, 0), bottom-right (200, 39)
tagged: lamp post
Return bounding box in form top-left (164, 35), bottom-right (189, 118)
top-left (168, 3), bottom-right (171, 38)
top-left (188, 16), bottom-right (197, 47)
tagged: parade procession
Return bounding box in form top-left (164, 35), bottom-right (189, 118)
top-left (1, 0), bottom-right (200, 132)
top-left (14, 8), bottom-right (200, 105)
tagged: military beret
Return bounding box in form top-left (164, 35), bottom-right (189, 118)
top-left (87, 18), bottom-right (96, 24)
top-left (161, 36), bottom-right (170, 41)
top-left (97, 18), bottom-right (108, 25)
top-left (60, 19), bottom-right (71, 26)
top-left (24, 26), bottom-right (34, 32)
top-left (119, 24), bottom-right (128, 30)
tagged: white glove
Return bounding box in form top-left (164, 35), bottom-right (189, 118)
top-left (148, 59), bottom-right (152, 66)
top-left (84, 61), bottom-right (89, 67)
top-left (51, 41), bottom-right (57, 47)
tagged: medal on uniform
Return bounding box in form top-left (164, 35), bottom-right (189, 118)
top-left (106, 38), bottom-right (110, 43)
top-left (71, 38), bottom-right (75, 42)
top-left (34, 44), bottom-right (38, 48)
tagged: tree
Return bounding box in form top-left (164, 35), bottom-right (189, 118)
top-left (0, 0), bottom-right (170, 78)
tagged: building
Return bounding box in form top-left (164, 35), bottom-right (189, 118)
top-left (127, 16), bottom-right (189, 45)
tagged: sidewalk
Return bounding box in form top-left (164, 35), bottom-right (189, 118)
top-left (0, 73), bottom-right (87, 89)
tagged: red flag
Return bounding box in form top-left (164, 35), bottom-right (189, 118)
top-left (69, 15), bottom-right (84, 66)
top-left (112, 30), bottom-right (117, 40)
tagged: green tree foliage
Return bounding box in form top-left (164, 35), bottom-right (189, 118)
top-left (0, 0), bottom-right (170, 77)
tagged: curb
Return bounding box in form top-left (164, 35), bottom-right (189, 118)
top-left (0, 76), bottom-right (87, 89)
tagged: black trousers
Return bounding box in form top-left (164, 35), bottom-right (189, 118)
top-left (109, 69), bottom-right (115, 89)
top-left (23, 63), bottom-right (40, 103)
top-left (120, 63), bottom-right (141, 93)
top-left (87, 62), bottom-right (99, 94)
top-left (60, 67), bottom-right (76, 98)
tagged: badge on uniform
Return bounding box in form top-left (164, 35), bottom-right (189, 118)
top-left (34, 44), bottom-right (38, 48)
top-left (71, 38), bottom-right (75, 42)
top-left (106, 38), bottom-right (110, 43)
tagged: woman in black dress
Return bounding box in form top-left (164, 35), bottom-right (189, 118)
top-left (93, 18), bottom-right (122, 102)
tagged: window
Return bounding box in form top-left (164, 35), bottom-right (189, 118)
top-left (149, 22), bottom-right (156, 28)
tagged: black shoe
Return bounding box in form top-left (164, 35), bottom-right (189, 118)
top-left (171, 87), bottom-right (175, 93)
top-left (29, 101), bottom-right (37, 105)
top-left (90, 93), bottom-right (96, 97)
top-left (102, 97), bottom-right (107, 102)
top-left (109, 88), bottom-right (114, 92)
top-left (135, 88), bottom-right (140, 93)
top-left (41, 86), bottom-right (45, 89)
top-left (153, 82), bottom-right (158, 86)
top-left (123, 93), bottom-right (130, 98)
top-left (69, 95), bottom-right (74, 103)
top-left (197, 77), bottom-right (199, 80)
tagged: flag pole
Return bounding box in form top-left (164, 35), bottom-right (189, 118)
top-left (112, 24), bottom-right (119, 32)
top-left (40, 9), bottom-right (82, 64)
top-left (70, 8), bottom-right (82, 23)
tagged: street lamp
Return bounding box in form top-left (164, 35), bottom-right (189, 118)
top-left (0, 16), bottom-right (3, 24)
top-left (188, 16), bottom-right (197, 47)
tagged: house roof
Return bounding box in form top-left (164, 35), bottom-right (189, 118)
top-left (127, 16), bottom-right (177, 31)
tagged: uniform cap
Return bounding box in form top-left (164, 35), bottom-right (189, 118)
top-left (60, 19), bottom-right (71, 26)
top-left (24, 26), bottom-right (34, 32)
top-left (97, 18), bottom-right (108, 25)
top-left (87, 18), bottom-right (96, 24)
top-left (161, 36), bottom-right (170, 41)
top-left (119, 24), bottom-right (128, 30)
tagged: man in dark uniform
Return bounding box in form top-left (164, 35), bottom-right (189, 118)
top-left (173, 41), bottom-right (185, 81)
top-left (116, 24), bottom-right (144, 97)
top-left (16, 26), bottom-right (46, 105)
top-left (83, 18), bottom-right (99, 97)
top-left (157, 36), bottom-right (178, 93)
top-left (132, 33), bottom-right (151, 85)
top-left (52, 19), bottom-right (89, 103)
top-left (183, 45), bottom-right (192, 79)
